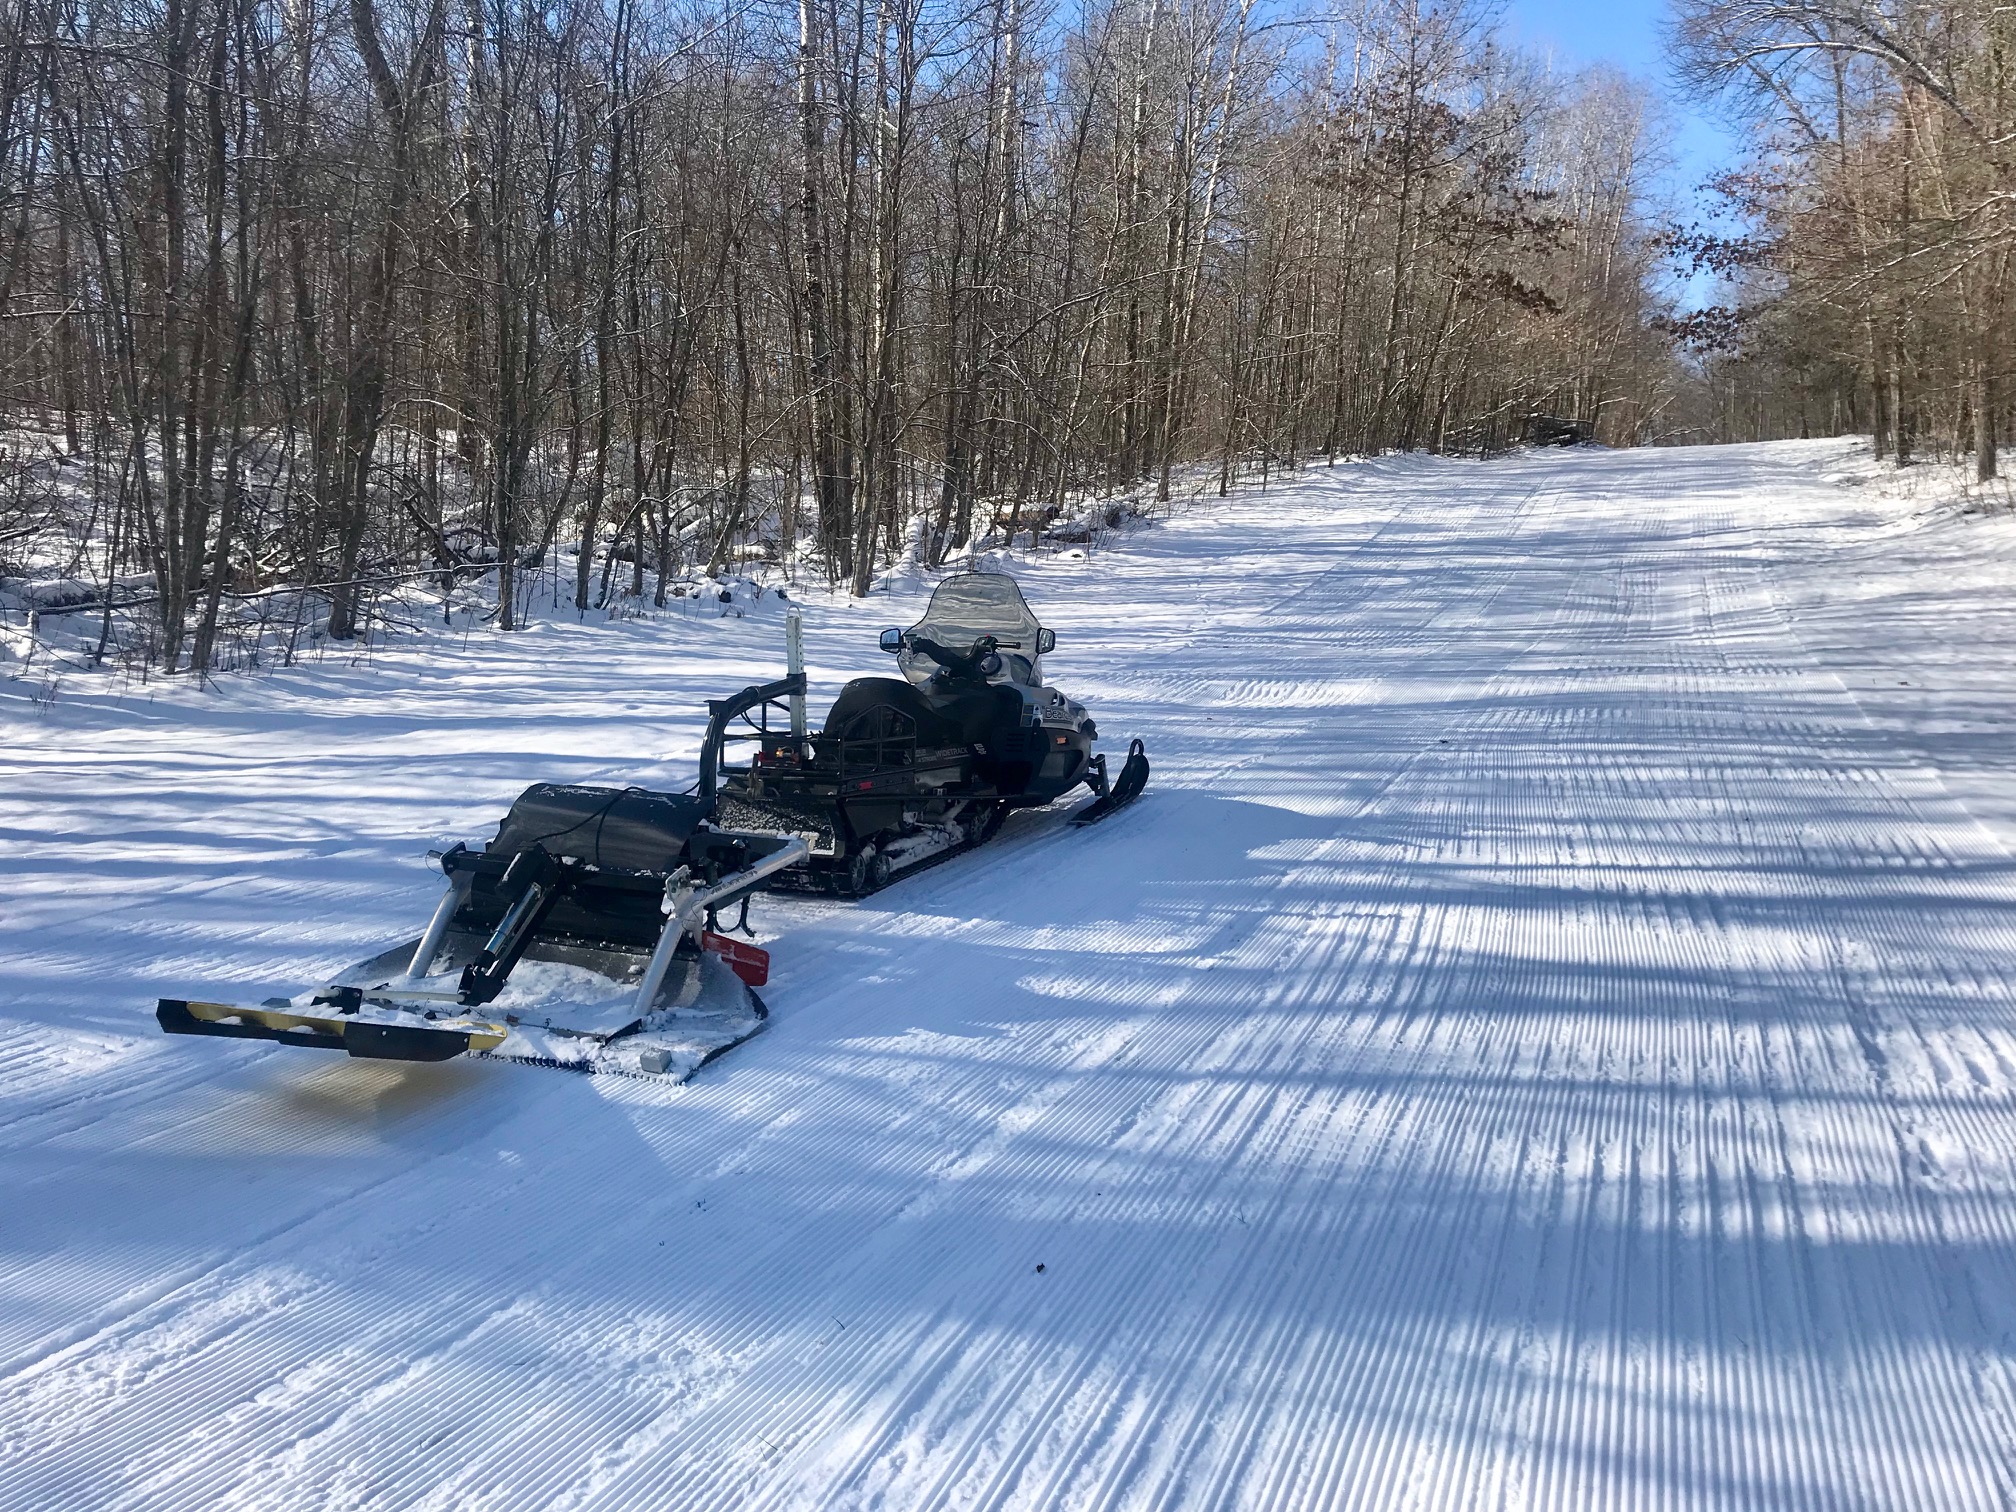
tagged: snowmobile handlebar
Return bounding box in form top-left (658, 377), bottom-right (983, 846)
top-left (698, 673), bottom-right (808, 805)
top-left (903, 633), bottom-right (1002, 681)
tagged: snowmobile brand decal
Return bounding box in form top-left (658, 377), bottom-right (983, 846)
top-left (848, 771), bottom-right (910, 794)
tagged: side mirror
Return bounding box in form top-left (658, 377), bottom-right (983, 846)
top-left (1036, 627), bottom-right (1056, 655)
top-left (879, 628), bottom-right (905, 654)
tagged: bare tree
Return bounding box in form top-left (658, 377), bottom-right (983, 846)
top-left (1, 0), bottom-right (1680, 671)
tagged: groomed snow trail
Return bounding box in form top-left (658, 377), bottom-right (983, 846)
top-left (8, 441), bottom-right (2016, 1508)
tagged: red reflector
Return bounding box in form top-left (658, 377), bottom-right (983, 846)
top-left (857, 779), bottom-right (873, 790)
top-left (702, 931), bottom-right (770, 987)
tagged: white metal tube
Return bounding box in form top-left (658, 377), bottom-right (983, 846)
top-left (671, 837), bottom-right (809, 935)
top-left (405, 874), bottom-right (472, 979)
top-left (631, 890), bottom-right (693, 1018)
top-left (785, 607), bottom-right (807, 740)
top-left (631, 838), bottom-right (810, 1014)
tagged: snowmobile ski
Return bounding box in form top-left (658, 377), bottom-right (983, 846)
top-left (1071, 739), bottom-right (1151, 826)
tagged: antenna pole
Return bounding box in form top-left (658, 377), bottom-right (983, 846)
top-left (785, 607), bottom-right (808, 741)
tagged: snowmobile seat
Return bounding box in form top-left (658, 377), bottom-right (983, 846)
top-left (824, 678), bottom-right (957, 747)
top-left (490, 783), bottom-right (709, 873)
top-left (823, 676), bottom-right (1021, 750)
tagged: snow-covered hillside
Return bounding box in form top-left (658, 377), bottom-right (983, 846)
top-left (9, 439), bottom-right (2016, 1508)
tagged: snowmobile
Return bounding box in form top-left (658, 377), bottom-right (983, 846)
top-left (156, 677), bottom-right (816, 1077)
top-left (711, 571), bottom-right (1150, 895)
top-left (154, 570), bottom-right (1145, 1075)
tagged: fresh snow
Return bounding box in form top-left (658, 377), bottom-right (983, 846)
top-left (8, 439), bottom-right (2016, 1507)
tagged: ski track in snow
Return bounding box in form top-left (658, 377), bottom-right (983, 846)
top-left (7, 441), bottom-right (2016, 1507)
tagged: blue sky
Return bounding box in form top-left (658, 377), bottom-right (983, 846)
top-left (1498, 0), bottom-right (1744, 215)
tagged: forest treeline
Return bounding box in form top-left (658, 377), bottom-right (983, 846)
top-left (1673, 0), bottom-right (2013, 476)
top-left (0, 0), bottom-right (1675, 670)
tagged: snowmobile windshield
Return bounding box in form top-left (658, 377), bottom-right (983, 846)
top-left (900, 573), bottom-right (1044, 687)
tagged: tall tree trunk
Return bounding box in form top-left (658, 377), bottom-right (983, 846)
top-left (1975, 362), bottom-right (1997, 483)
top-left (797, 0), bottom-right (851, 579)
top-left (330, 0), bottom-right (443, 640)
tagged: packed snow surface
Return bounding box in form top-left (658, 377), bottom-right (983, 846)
top-left (10, 440), bottom-right (2016, 1508)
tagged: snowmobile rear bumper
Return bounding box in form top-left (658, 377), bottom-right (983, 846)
top-left (156, 997), bottom-right (505, 1062)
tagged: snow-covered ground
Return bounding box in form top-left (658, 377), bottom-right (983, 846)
top-left (9, 439), bottom-right (2016, 1508)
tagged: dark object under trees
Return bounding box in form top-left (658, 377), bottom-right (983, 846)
top-left (1524, 414), bottom-right (1594, 447)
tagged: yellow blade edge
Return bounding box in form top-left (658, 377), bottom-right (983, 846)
top-left (179, 1000), bottom-right (509, 1053)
